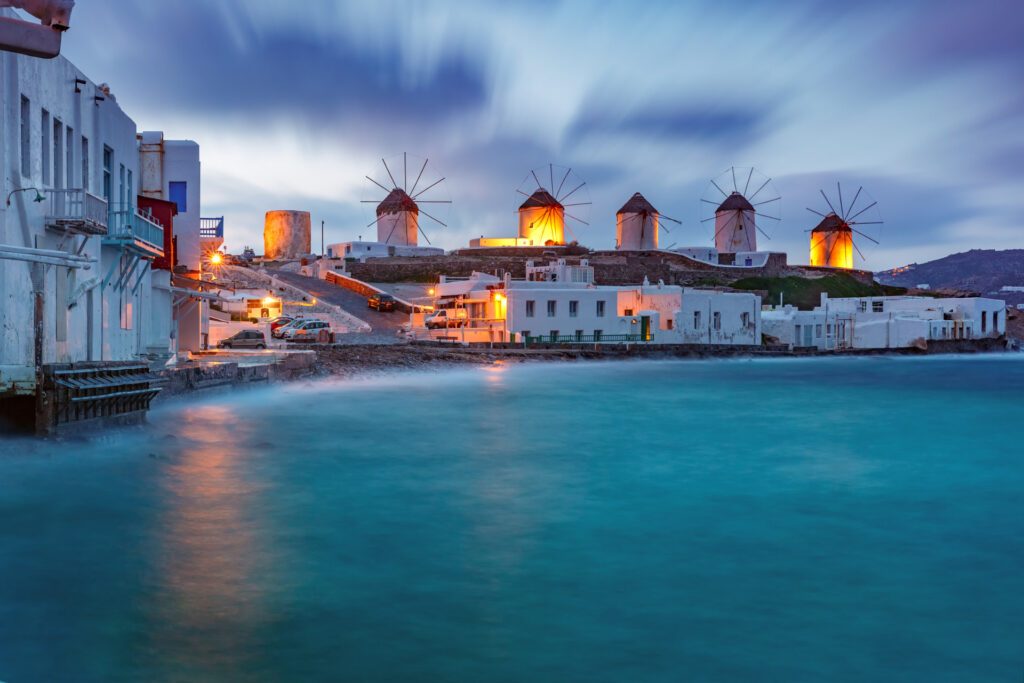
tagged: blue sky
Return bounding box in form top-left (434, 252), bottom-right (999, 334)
top-left (60, 0), bottom-right (1023, 269)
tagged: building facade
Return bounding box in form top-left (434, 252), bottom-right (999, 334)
top-left (762, 293), bottom-right (1007, 350)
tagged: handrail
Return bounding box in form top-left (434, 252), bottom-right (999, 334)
top-left (525, 334), bottom-right (641, 345)
top-left (200, 216), bottom-right (224, 238)
top-left (107, 204), bottom-right (164, 252)
top-left (44, 188), bottom-right (108, 229)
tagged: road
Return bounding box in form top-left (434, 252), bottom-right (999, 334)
top-left (268, 270), bottom-right (407, 343)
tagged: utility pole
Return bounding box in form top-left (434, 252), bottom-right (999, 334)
top-left (321, 220), bottom-right (324, 258)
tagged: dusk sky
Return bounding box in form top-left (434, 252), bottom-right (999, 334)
top-left (59, 0), bottom-right (1023, 270)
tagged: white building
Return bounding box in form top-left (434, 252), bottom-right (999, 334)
top-left (0, 23), bottom-right (182, 429)
top-left (762, 293), bottom-right (1006, 350)
top-left (414, 259), bottom-right (761, 345)
top-left (140, 132), bottom-right (201, 271)
top-left (325, 240), bottom-right (443, 263)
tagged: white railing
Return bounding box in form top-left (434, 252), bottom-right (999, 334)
top-left (45, 189), bottom-right (108, 231)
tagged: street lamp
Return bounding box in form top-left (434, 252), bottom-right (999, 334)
top-left (6, 188), bottom-right (45, 206)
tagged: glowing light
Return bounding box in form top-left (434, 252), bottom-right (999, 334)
top-left (262, 296), bottom-right (277, 306)
top-left (209, 252), bottom-right (223, 265)
top-left (428, 288), bottom-right (436, 296)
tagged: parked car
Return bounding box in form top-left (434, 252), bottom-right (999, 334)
top-left (217, 329), bottom-right (267, 349)
top-left (273, 317), bottom-right (311, 339)
top-left (283, 320), bottom-right (332, 342)
top-left (368, 293), bottom-right (397, 312)
top-left (425, 308), bottom-right (468, 329)
top-left (269, 316), bottom-right (294, 334)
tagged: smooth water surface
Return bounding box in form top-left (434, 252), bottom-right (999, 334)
top-left (1, 356), bottom-right (1023, 682)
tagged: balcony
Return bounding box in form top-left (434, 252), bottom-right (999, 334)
top-left (200, 216), bottom-right (225, 250)
top-left (44, 189), bottom-right (108, 235)
top-left (104, 205), bottom-right (165, 257)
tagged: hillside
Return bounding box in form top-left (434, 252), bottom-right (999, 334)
top-left (876, 249), bottom-right (1024, 296)
top-left (730, 275), bottom-right (905, 310)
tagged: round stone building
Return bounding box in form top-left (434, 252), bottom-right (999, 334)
top-left (264, 210), bottom-right (312, 260)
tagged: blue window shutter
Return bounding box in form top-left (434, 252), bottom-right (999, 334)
top-left (169, 181), bottom-right (187, 213)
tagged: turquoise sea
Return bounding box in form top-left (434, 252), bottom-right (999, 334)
top-left (1, 356), bottom-right (1022, 682)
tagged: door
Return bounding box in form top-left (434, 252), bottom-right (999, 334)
top-left (640, 316), bottom-right (651, 341)
top-left (803, 324), bottom-right (814, 347)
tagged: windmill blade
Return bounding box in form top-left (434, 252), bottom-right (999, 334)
top-left (555, 167), bottom-right (572, 198)
top-left (709, 179), bottom-right (729, 198)
top-left (837, 182), bottom-right (845, 219)
top-left (660, 214), bottom-right (682, 225)
top-left (700, 198), bottom-right (723, 206)
top-left (564, 219), bottom-right (579, 243)
top-left (549, 164), bottom-right (554, 195)
top-left (852, 240), bottom-right (867, 262)
top-left (381, 158), bottom-right (400, 189)
top-left (412, 176), bottom-right (445, 200)
top-left (731, 167), bottom-right (738, 192)
top-left (748, 177), bottom-right (772, 201)
top-left (562, 202), bottom-right (592, 207)
top-left (753, 197), bottom-right (780, 207)
top-left (806, 207), bottom-right (827, 218)
top-left (404, 152), bottom-right (408, 191)
top-left (819, 189), bottom-right (839, 216)
top-left (367, 215), bottom-right (383, 229)
top-left (700, 216), bottom-right (716, 223)
top-left (560, 181), bottom-right (587, 203)
top-left (417, 226), bottom-right (432, 245)
top-left (756, 226), bottom-right (772, 240)
top-left (755, 212), bottom-right (781, 221)
top-left (416, 200), bottom-right (452, 204)
top-left (849, 220), bottom-right (883, 226)
top-left (845, 186), bottom-right (863, 221)
top-left (385, 217), bottom-right (400, 244)
top-left (850, 228), bottom-right (880, 244)
top-left (743, 168), bottom-right (754, 196)
top-left (516, 189), bottom-right (532, 198)
top-left (366, 175), bottom-right (391, 193)
top-left (564, 211), bottom-right (589, 226)
top-left (810, 234), bottom-right (829, 252)
top-left (846, 201), bottom-right (878, 222)
top-left (531, 169), bottom-right (543, 190)
top-left (409, 158), bottom-right (429, 196)
top-left (713, 211), bottom-right (739, 242)
top-left (419, 207), bottom-right (448, 228)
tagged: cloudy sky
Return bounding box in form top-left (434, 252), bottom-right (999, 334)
top-left (59, 0), bottom-right (1023, 269)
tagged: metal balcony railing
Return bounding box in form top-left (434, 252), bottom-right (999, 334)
top-left (200, 216), bottom-right (224, 239)
top-left (524, 333), bottom-right (642, 345)
top-left (44, 189), bottom-right (108, 234)
top-left (106, 205), bottom-right (165, 255)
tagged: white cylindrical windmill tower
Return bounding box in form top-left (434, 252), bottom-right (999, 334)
top-left (518, 189), bottom-right (565, 245)
top-left (616, 193), bottom-right (660, 250)
top-left (376, 188), bottom-right (419, 246)
top-left (714, 192), bottom-right (757, 253)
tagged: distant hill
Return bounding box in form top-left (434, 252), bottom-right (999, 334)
top-left (876, 249), bottom-right (1024, 298)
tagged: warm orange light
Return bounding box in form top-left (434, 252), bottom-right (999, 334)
top-left (262, 296), bottom-right (277, 306)
top-left (209, 252), bottom-right (223, 265)
top-left (809, 229), bottom-right (854, 269)
top-left (428, 288), bottom-right (436, 296)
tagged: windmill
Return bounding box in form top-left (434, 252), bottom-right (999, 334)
top-left (700, 167), bottom-right (780, 253)
top-left (615, 193), bottom-right (681, 251)
top-left (806, 183), bottom-right (883, 269)
top-left (362, 153), bottom-right (450, 246)
top-left (516, 164), bottom-right (591, 246)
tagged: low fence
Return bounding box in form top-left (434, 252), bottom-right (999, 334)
top-left (323, 271), bottom-right (419, 314)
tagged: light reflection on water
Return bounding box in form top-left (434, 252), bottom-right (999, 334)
top-left (1, 356), bottom-right (1023, 682)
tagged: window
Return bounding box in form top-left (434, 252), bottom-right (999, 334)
top-left (41, 109), bottom-right (50, 185)
top-left (594, 330), bottom-right (602, 341)
top-left (694, 311), bottom-right (701, 329)
top-left (981, 310), bottom-right (987, 333)
top-left (53, 119), bottom-right (63, 189)
top-left (815, 324), bottom-right (823, 338)
top-left (549, 330), bottom-right (559, 341)
top-left (575, 329), bottom-right (583, 341)
top-left (169, 181), bottom-right (187, 212)
top-left (741, 312), bottom-right (750, 328)
top-left (993, 311), bottom-right (999, 331)
top-left (596, 300), bottom-right (605, 317)
top-left (521, 330), bottom-right (530, 340)
top-left (624, 308), bottom-right (634, 316)
top-left (872, 301), bottom-right (884, 313)
top-left (102, 146), bottom-right (112, 203)
top-left (858, 301), bottom-right (868, 312)
top-left (713, 312), bottom-right (721, 330)
top-left (20, 96), bottom-right (30, 177)
top-left (81, 137), bottom-right (89, 191)
top-left (66, 127), bottom-right (74, 188)
top-left (525, 300), bottom-right (535, 317)
top-left (127, 169), bottom-right (133, 209)
top-left (547, 300), bottom-right (556, 317)
top-left (119, 163), bottom-right (125, 206)
top-left (569, 300), bottom-right (578, 317)
top-left (826, 323), bottom-right (832, 336)
top-left (666, 319), bottom-right (674, 330)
